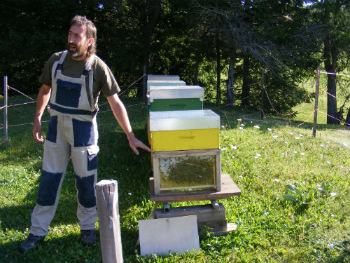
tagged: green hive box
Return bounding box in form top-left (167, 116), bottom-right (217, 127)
top-left (150, 98), bottom-right (203, 111)
top-left (148, 85), bottom-right (204, 112)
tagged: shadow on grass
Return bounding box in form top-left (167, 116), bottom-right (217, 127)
top-left (1, 231), bottom-right (103, 263)
top-left (1, 227), bottom-right (143, 263)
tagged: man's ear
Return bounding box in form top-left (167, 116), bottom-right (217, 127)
top-left (88, 38), bottom-right (95, 47)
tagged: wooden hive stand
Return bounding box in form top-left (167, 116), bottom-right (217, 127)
top-left (149, 173), bottom-right (241, 236)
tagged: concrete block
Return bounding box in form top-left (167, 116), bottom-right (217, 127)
top-left (139, 215), bottom-right (200, 256)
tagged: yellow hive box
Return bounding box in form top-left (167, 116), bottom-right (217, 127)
top-left (148, 110), bottom-right (220, 152)
top-left (150, 129), bottom-right (219, 151)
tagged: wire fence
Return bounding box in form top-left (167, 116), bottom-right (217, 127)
top-left (0, 74), bottom-right (147, 146)
top-left (2, 69), bottom-right (350, 146)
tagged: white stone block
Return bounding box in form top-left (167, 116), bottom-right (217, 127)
top-left (139, 215), bottom-right (200, 256)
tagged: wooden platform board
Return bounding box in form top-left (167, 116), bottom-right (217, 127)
top-left (149, 174), bottom-right (241, 203)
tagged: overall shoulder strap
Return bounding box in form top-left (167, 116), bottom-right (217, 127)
top-left (85, 54), bottom-right (96, 112)
top-left (51, 51), bottom-right (68, 80)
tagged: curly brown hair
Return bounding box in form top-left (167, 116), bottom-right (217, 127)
top-left (70, 15), bottom-right (97, 57)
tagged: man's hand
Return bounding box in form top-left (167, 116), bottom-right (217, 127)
top-left (127, 132), bottom-right (152, 155)
top-left (33, 117), bottom-right (44, 143)
top-left (32, 84), bottom-right (51, 143)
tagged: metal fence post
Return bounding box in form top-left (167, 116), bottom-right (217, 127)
top-left (3, 76), bottom-right (8, 146)
top-left (313, 67), bottom-right (321, 138)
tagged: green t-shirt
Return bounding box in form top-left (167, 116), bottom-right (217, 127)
top-left (39, 51), bottom-right (121, 110)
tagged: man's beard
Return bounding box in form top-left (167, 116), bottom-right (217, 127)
top-left (67, 43), bottom-right (87, 58)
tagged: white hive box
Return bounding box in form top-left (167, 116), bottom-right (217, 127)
top-left (147, 80), bottom-right (186, 92)
top-left (148, 85), bottom-right (204, 102)
top-left (147, 75), bottom-right (181, 81)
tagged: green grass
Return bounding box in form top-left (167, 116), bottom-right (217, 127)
top-left (1, 92), bottom-right (350, 262)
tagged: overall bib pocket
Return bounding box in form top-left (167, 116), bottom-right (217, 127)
top-left (56, 79), bottom-right (82, 108)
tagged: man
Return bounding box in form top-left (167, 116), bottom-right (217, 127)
top-left (19, 15), bottom-right (151, 252)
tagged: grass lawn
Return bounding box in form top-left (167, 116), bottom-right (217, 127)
top-left (1, 89), bottom-right (350, 262)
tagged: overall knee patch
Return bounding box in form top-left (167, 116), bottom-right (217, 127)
top-left (36, 170), bottom-right (63, 206)
top-left (75, 173), bottom-right (96, 208)
top-left (73, 119), bottom-right (95, 147)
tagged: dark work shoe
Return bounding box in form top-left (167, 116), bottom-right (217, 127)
top-left (81, 229), bottom-right (96, 246)
top-left (18, 233), bottom-right (45, 252)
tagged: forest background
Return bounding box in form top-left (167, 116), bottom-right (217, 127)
top-left (1, 0), bottom-right (350, 124)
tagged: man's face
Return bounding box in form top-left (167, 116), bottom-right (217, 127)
top-left (67, 24), bottom-right (93, 60)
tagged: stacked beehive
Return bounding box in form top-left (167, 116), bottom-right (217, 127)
top-left (147, 75), bottom-right (222, 195)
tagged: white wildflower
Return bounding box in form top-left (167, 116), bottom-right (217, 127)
top-left (330, 192), bottom-right (337, 197)
top-left (254, 125), bottom-right (260, 129)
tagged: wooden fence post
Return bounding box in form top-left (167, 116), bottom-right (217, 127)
top-left (313, 67), bottom-right (321, 138)
top-left (3, 76), bottom-right (8, 146)
top-left (96, 180), bottom-right (123, 263)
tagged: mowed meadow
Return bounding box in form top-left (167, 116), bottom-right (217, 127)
top-left (1, 80), bottom-right (350, 262)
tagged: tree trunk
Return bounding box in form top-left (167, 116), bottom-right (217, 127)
top-left (138, 0), bottom-right (161, 99)
top-left (194, 54), bottom-right (200, 85)
top-left (216, 37), bottom-right (221, 105)
top-left (241, 56), bottom-right (250, 106)
top-left (346, 108), bottom-right (350, 126)
top-left (227, 53), bottom-right (235, 106)
top-left (326, 74), bottom-right (339, 124)
top-left (323, 35), bottom-right (340, 125)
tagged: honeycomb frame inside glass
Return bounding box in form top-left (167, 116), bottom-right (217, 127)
top-left (152, 149), bottom-right (221, 195)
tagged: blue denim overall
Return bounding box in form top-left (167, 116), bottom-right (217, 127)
top-left (31, 51), bottom-right (99, 236)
